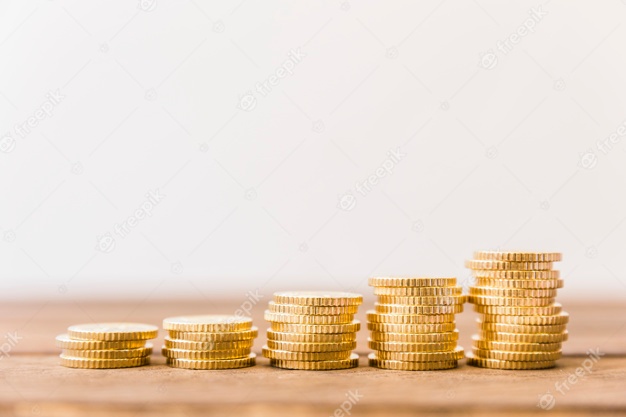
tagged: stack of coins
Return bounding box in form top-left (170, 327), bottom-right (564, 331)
top-left (56, 323), bottom-right (157, 369)
top-left (162, 315), bottom-right (257, 370)
top-left (466, 251), bottom-right (568, 370)
top-left (367, 277), bottom-right (465, 371)
top-left (263, 291), bottom-right (362, 370)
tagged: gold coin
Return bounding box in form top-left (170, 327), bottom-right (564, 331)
top-left (473, 251), bottom-right (562, 262)
top-left (373, 286), bottom-right (462, 296)
top-left (378, 295), bottom-right (467, 307)
top-left (166, 353), bottom-right (256, 369)
top-left (266, 330), bottom-right (356, 343)
top-left (374, 303), bottom-right (464, 316)
top-left (370, 330), bottom-right (459, 343)
top-left (469, 287), bottom-right (557, 298)
top-left (164, 337), bottom-right (254, 351)
top-left (368, 311), bottom-right (460, 324)
top-left (472, 270), bottom-right (559, 279)
top-left (55, 334), bottom-right (147, 350)
top-left (367, 310), bottom-right (456, 326)
top-left (375, 347), bottom-right (464, 361)
top-left (481, 312), bottom-right (569, 326)
top-left (270, 321), bottom-right (360, 334)
top-left (465, 260), bottom-right (553, 270)
top-left (273, 291), bottom-right (363, 306)
top-left (474, 303), bottom-right (562, 316)
top-left (168, 327), bottom-right (258, 342)
top-left (262, 347), bottom-right (352, 361)
top-left (377, 295), bottom-right (465, 306)
top-left (368, 339), bottom-right (458, 352)
top-left (270, 353), bottom-right (359, 370)
top-left (477, 321), bottom-right (567, 334)
top-left (479, 331), bottom-right (569, 343)
top-left (67, 323), bottom-right (158, 341)
top-left (266, 340), bottom-right (356, 352)
top-left (472, 347), bottom-right (562, 361)
top-left (369, 277), bottom-right (457, 287)
top-left (264, 311), bottom-right (354, 325)
top-left (466, 354), bottom-right (556, 370)
top-left (162, 315), bottom-right (252, 332)
top-left (475, 278), bottom-right (564, 289)
top-left (62, 345), bottom-right (152, 359)
top-left (472, 336), bottom-right (562, 352)
top-left (60, 355), bottom-right (150, 369)
top-left (374, 303), bottom-right (463, 315)
top-left (267, 301), bottom-right (359, 315)
top-left (468, 295), bottom-right (554, 307)
top-left (367, 321), bottom-right (456, 333)
top-left (162, 347), bottom-right (251, 360)
top-left (368, 353), bottom-right (458, 371)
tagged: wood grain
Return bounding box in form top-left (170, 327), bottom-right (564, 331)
top-left (0, 300), bottom-right (623, 416)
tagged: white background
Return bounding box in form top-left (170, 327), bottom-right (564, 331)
top-left (1, 0), bottom-right (625, 301)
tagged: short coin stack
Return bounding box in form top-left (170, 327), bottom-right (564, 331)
top-left (263, 291), bottom-right (362, 370)
top-left (162, 315), bottom-right (257, 370)
top-left (367, 277), bottom-right (465, 371)
top-left (466, 251), bottom-right (568, 370)
top-left (56, 323), bottom-right (157, 369)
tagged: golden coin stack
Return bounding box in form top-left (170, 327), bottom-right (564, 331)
top-left (162, 315), bottom-right (257, 370)
top-left (466, 251), bottom-right (569, 370)
top-left (56, 323), bottom-right (157, 369)
top-left (263, 291), bottom-right (363, 370)
top-left (367, 277), bottom-right (465, 371)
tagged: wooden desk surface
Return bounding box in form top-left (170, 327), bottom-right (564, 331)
top-left (0, 299), bottom-right (624, 416)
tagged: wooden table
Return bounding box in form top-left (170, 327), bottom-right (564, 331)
top-left (1, 300), bottom-right (624, 416)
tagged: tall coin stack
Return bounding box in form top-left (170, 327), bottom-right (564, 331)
top-left (367, 277), bottom-right (465, 371)
top-left (162, 315), bottom-right (257, 370)
top-left (466, 251), bottom-right (569, 370)
top-left (56, 323), bottom-right (157, 369)
top-left (263, 291), bottom-right (362, 370)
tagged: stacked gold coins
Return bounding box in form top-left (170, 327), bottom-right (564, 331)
top-left (162, 315), bottom-right (257, 370)
top-left (263, 291), bottom-right (362, 370)
top-left (466, 251), bottom-right (569, 370)
top-left (56, 323), bottom-right (157, 369)
top-left (367, 277), bottom-right (465, 371)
